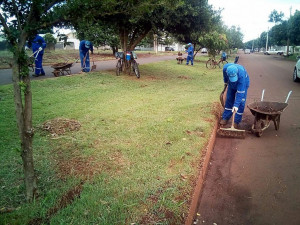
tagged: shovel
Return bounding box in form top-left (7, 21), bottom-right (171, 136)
top-left (91, 55), bottom-right (96, 71)
top-left (217, 111), bottom-right (246, 139)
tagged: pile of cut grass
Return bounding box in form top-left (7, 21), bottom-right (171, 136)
top-left (0, 60), bottom-right (223, 224)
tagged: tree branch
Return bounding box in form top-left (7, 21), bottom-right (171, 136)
top-left (0, 12), bottom-right (16, 45)
top-left (43, 0), bottom-right (64, 14)
top-left (129, 26), bottom-right (152, 50)
top-left (12, 0), bottom-right (22, 32)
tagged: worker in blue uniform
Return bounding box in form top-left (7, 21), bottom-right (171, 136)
top-left (31, 35), bottom-right (46, 77)
top-left (220, 63), bottom-right (250, 127)
top-left (79, 40), bottom-right (93, 72)
top-left (186, 43), bottom-right (194, 66)
top-left (221, 51), bottom-right (227, 61)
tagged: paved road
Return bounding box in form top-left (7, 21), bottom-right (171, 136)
top-left (195, 53), bottom-right (300, 224)
top-left (0, 54), bottom-right (176, 85)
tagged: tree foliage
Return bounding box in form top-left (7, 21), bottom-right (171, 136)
top-left (44, 33), bottom-right (57, 44)
top-left (270, 21), bottom-right (288, 46)
top-left (268, 9), bottom-right (284, 24)
top-left (289, 10), bottom-right (300, 45)
top-left (224, 25), bottom-right (244, 49)
top-left (64, 0), bottom-right (181, 52)
top-left (199, 31), bottom-right (228, 58)
top-left (162, 0), bottom-right (222, 54)
top-left (75, 22), bottom-right (120, 54)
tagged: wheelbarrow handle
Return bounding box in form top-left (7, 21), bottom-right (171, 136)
top-left (285, 91), bottom-right (292, 103)
top-left (220, 83), bottom-right (228, 108)
top-left (261, 89), bottom-right (265, 101)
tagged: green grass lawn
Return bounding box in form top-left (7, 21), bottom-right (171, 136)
top-left (0, 59), bottom-right (223, 224)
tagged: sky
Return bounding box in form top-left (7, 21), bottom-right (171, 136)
top-left (208, 0), bottom-right (300, 42)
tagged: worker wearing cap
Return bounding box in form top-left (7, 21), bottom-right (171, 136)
top-left (185, 43), bottom-right (194, 66)
top-left (31, 34), bottom-right (47, 77)
top-left (79, 40), bottom-right (93, 72)
top-left (220, 63), bottom-right (250, 127)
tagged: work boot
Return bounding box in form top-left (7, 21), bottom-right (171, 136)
top-left (219, 119), bottom-right (228, 125)
top-left (234, 123), bottom-right (239, 129)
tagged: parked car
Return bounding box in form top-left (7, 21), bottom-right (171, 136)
top-left (284, 51), bottom-right (293, 57)
top-left (201, 48), bottom-right (208, 53)
top-left (293, 56), bottom-right (300, 82)
top-left (264, 50), bottom-right (283, 55)
top-left (165, 47), bottom-right (174, 51)
top-left (244, 49), bottom-right (251, 54)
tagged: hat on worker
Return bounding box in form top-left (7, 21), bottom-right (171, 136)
top-left (226, 65), bottom-right (238, 82)
top-left (188, 43), bottom-right (192, 46)
top-left (85, 41), bottom-right (91, 48)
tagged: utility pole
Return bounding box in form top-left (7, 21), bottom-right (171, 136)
top-left (266, 27), bottom-right (269, 51)
top-left (286, 6), bottom-right (292, 56)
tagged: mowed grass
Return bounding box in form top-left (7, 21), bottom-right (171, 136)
top-left (0, 59), bottom-right (223, 224)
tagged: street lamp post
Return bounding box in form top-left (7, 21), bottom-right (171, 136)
top-left (265, 27), bottom-right (269, 51)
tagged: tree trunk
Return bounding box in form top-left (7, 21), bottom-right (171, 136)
top-left (12, 49), bottom-right (37, 202)
top-left (154, 34), bottom-right (158, 54)
top-left (286, 38), bottom-right (290, 57)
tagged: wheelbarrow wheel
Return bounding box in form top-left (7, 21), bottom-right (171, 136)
top-left (255, 131), bottom-right (263, 137)
top-left (274, 115), bottom-right (280, 130)
top-left (254, 119), bottom-right (264, 137)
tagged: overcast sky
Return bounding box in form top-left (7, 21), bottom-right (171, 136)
top-left (208, 0), bottom-right (300, 42)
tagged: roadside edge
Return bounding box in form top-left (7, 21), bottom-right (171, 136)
top-left (185, 119), bottom-right (219, 225)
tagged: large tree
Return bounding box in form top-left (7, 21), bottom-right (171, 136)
top-left (0, 0), bottom-right (65, 201)
top-left (224, 25), bottom-right (244, 49)
top-left (199, 31), bottom-right (228, 59)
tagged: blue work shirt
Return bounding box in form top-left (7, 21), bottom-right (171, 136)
top-left (31, 35), bottom-right (46, 53)
top-left (186, 45), bottom-right (194, 56)
top-left (79, 40), bottom-right (93, 55)
top-left (223, 63), bottom-right (250, 108)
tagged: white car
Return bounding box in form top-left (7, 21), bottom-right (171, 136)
top-left (244, 49), bottom-right (250, 54)
top-left (293, 57), bottom-right (300, 82)
top-left (201, 48), bottom-right (207, 53)
top-left (264, 50), bottom-right (283, 55)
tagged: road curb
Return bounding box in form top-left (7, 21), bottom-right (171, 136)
top-left (185, 120), bottom-right (218, 225)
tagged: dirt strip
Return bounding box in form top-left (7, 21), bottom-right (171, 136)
top-left (185, 120), bottom-right (219, 225)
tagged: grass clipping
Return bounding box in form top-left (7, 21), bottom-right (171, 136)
top-left (42, 118), bottom-right (81, 137)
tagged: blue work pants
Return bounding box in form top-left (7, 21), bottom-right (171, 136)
top-left (34, 51), bottom-right (45, 75)
top-left (222, 86), bottom-right (249, 124)
top-left (186, 55), bottom-right (193, 65)
top-left (80, 51), bottom-right (90, 72)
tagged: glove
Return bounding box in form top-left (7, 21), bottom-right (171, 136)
top-left (38, 47), bottom-right (43, 51)
top-left (232, 106), bottom-right (238, 113)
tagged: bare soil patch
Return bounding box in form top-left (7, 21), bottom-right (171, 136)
top-left (42, 118), bottom-right (81, 137)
